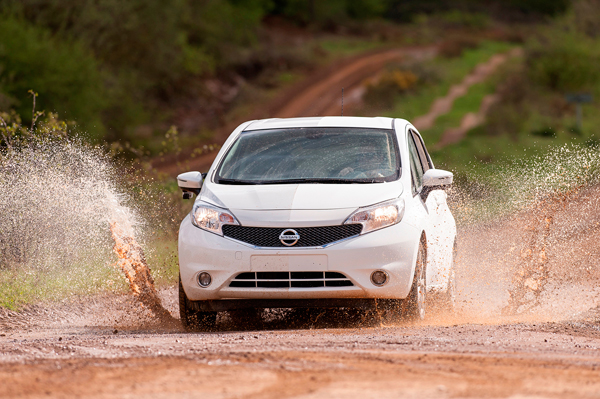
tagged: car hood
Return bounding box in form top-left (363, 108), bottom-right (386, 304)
top-left (201, 181), bottom-right (403, 211)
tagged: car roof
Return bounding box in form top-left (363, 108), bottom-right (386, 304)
top-left (244, 116), bottom-right (397, 131)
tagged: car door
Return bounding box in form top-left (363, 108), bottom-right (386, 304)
top-left (404, 128), bottom-right (429, 274)
top-left (409, 129), bottom-right (456, 293)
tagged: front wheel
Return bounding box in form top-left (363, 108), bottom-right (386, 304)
top-left (441, 240), bottom-right (457, 313)
top-left (402, 239), bottom-right (427, 321)
top-left (179, 275), bottom-right (217, 331)
top-left (431, 240), bottom-right (457, 315)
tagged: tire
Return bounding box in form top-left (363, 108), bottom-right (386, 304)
top-left (179, 275), bottom-right (217, 331)
top-left (444, 268), bottom-right (456, 313)
top-left (443, 241), bottom-right (458, 313)
top-left (432, 241), bottom-right (457, 315)
top-left (228, 308), bottom-right (263, 330)
top-left (402, 239), bottom-right (427, 321)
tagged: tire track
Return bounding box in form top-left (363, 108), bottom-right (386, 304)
top-left (424, 47), bottom-right (523, 149)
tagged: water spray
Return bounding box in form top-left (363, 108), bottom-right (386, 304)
top-left (453, 144), bottom-right (600, 318)
top-left (0, 139), bottom-right (176, 325)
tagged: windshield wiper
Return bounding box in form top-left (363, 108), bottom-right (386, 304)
top-left (217, 178), bottom-right (382, 185)
top-left (261, 178), bottom-right (381, 185)
top-left (216, 178), bottom-right (257, 185)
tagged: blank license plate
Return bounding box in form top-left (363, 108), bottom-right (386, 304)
top-left (250, 255), bottom-right (328, 271)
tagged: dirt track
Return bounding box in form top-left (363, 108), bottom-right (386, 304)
top-left (2, 314), bottom-right (600, 399)
top-left (272, 46), bottom-right (436, 118)
top-left (3, 185), bottom-right (600, 398)
top-left (156, 46), bottom-right (436, 176)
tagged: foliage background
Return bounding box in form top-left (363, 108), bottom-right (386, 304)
top-left (0, 0), bottom-right (570, 144)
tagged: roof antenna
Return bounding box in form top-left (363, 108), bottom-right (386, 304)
top-left (341, 87), bottom-right (344, 116)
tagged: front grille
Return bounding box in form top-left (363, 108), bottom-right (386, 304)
top-left (229, 271), bottom-right (354, 288)
top-left (222, 224), bottom-right (362, 247)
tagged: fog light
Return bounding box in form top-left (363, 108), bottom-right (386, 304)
top-left (370, 270), bottom-right (388, 286)
top-left (198, 272), bottom-right (212, 287)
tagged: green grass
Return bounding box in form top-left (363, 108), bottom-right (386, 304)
top-left (317, 36), bottom-right (390, 58)
top-left (0, 260), bottom-right (127, 310)
top-left (429, 77), bottom-right (600, 177)
top-left (145, 238), bottom-right (180, 285)
top-left (421, 80), bottom-right (498, 145)
top-left (433, 121), bottom-right (598, 174)
top-left (0, 235), bottom-right (181, 311)
top-left (380, 41), bottom-right (515, 123)
top-left (434, 130), bottom-right (559, 173)
top-left (369, 39), bottom-right (600, 225)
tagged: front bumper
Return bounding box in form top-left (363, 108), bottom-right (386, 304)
top-left (178, 217), bottom-right (420, 302)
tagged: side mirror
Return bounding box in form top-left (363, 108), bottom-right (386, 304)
top-left (421, 169), bottom-right (453, 201)
top-left (177, 171), bottom-right (206, 200)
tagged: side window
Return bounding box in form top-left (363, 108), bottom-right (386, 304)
top-left (411, 130), bottom-right (432, 172)
top-left (407, 133), bottom-right (424, 194)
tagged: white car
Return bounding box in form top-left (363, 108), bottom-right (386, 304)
top-left (177, 116), bottom-right (456, 329)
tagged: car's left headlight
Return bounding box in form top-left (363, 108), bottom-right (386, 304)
top-left (344, 198), bottom-right (404, 234)
top-left (190, 202), bottom-right (239, 235)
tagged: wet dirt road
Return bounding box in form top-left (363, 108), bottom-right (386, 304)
top-left (3, 169), bottom-right (600, 399)
top-left (2, 307), bottom-right (600, 399)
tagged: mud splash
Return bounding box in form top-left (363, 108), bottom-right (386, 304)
top-left (453, 144), bottom-right (600, 319)
top-left (109, 221), bottom-right (176, 324)
top-left (0, 139), bottom-right (175, 325)
top-left (503, 191), bottom-right (573, 314)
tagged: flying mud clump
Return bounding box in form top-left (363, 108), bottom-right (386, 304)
top-left (109, 219), bottom-right (175, 322)
top-left (0, 139), bottom-right (175, 323)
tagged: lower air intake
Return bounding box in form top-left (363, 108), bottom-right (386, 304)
top-left (229, 271), bottom-right (354, 288)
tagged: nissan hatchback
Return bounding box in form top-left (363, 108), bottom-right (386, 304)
top-left (177, 116), bottom-right (456, 329)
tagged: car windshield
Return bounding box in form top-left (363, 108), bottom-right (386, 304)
top-left (215, 127), bottom-right (400, 184)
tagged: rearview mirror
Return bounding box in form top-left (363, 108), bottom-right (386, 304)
top-left (177, 171), bottom-right (206, 199)
top-left (421, 169), bottom-right (453, 201)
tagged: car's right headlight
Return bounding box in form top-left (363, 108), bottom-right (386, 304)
top-left (190, 202), bottom-right (239, 236)
top-left (344, 198), bottom-right (404, 234)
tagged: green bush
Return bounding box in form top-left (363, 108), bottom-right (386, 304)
top-left (527, 31), bottom-right (600, 92)
top-left (439, 37), bottom-right (480, 58)
top-left (436, 10), bottom-right (491, 29)
top-left (10, 0), bottom-right (185, 84)
top-left (184, 0), bottom-right (269, 71)
top-left (0, 16), bottom-right (106, 139)
top-left (2, 0), bottom-right (273, 141)
top-left (364, 70), bottom-right (419, 107)
top-left (508, 0), bottom-right (570, 17)
top-left (12, 0), bottom-right (269, 82)
top-left (276, 0), bottom-right (385, 26)
top-left (363, 62), bottom-right (440, 109)
top-left (386, 0), bottom-right (569, 22)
